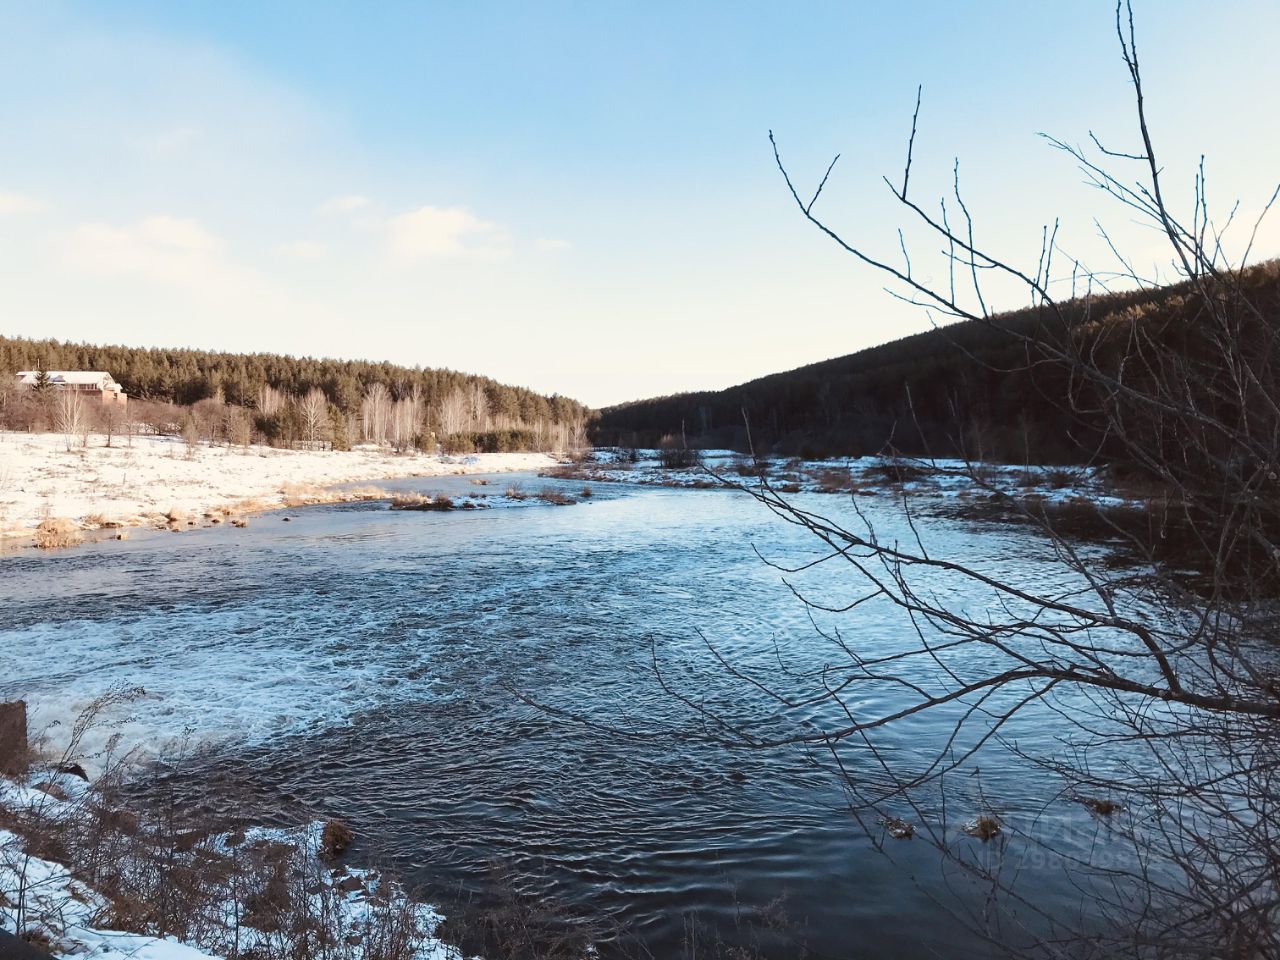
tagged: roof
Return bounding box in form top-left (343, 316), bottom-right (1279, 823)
top-left (15, 370), bottom-right (120, 386)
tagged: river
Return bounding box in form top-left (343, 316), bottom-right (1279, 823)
top-left (0, 472), bottom-right (1127, 958)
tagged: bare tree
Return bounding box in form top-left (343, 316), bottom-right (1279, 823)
top-left (226, 405), bottom-right (253, 450)
top-left (55, 389), bottom-right (87, 451)
top-left (298, 387), bottom-right (329, 446)
top-left (390, 387), bottom-right (422, 453)
top-left (361, 383), bottom-right (391, 445)
top-left (97, 401), bottom-right (123, 448)
top-left (687, 6), bottom-right (1280, 955)
top-left (438, 387), bottom-right (468, 438)
top-left (520, 5), bottom-right (1280, 957)
top-left (256, 384), bottom-right (286, 418)
top-left (466, 382), bottom-right (490, 433)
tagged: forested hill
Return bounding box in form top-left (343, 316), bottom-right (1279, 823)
top-left (0, 336), bottom-right (588, 427)
top-left (595, 261), bottom-right (1280, 463)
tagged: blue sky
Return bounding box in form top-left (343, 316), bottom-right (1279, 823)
top-left (1, 1), bottom-right (1277, 406)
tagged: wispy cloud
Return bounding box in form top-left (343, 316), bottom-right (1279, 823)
top-left (275, 239), bottom-right (328, 261)
top-left (318, 194), bottom-right (369, 216)
top-left (534, 237), bottom-right (570, 252)
top-left (386, 204), bottom-right (509, 260)
top-left (61, 215), bottom-right (226, 283)
top-left (0, 191), bottom-right (44, 215)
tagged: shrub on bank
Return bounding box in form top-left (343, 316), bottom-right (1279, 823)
top-left (441, 429), bottom-right (538, 454)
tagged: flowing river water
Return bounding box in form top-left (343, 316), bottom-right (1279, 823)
top-left (0, 472), bottom-right (1130, 958)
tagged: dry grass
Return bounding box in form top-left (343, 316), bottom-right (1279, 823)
top-left (1, 698), bottom-right (438, 960)
top-left (390, 492), bottom-right (456, 511)
top-left (809, 468), bottom-right (855, 494)
top-left (963, 815), bottom-right (1002, 841)
top-left (33, 517), bottom-right (82, 549)
top-left (280, 483), bottom-right (393, 509)
top-left (534, 487), bottom-right (576, 506)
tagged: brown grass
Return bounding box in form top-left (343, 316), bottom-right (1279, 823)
top-left (390, 492), bottom-right (456, 511)
top-left (33, 517), bottom-right (82, 549)
top-left (809, 468), bottom-right (855, 494)
top-left (534, 488), bottom-right (576, 506)
top-left (963, 815), bottom-right (1001, 841)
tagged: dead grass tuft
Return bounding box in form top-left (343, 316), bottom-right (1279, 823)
top-left (963, 815), bottom-right (1002, 841)
top-left (320, 819), bottom-right (354, 860)
top-left (390, 492), bottom-right (456, 511)
top-left (534, 487), bottom-right (576, 506)
top-left (34, 517), bottom-right (82, 550)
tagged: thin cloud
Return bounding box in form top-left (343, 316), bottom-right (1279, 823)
top-left (318, 194), bottom-right (370, 215)
top-left (61, 215), bottom-right (225, 283)
top-left (0, 191), bottom-right (44, 215)
top-left (534, 237), bottom-right (571, 252)
top-left (387, 204), bottom-right (509, 260)
top-left (275, 239), bottom-right (328, 261)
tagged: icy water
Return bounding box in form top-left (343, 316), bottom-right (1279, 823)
top-left (0, 474), bottom-right (1121, 958)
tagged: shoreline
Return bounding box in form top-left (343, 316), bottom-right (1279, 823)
top-left (0, 431), bottom-right (561, 547)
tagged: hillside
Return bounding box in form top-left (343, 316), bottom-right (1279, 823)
top-left (595, 262), bottom-right (1280, 463)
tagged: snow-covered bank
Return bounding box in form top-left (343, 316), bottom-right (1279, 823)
top-left (545, 449), bottom-right (1129, 507)
top-left (0, 772), bottom-right (462, 960)
top-left (0, 431), bottom-right (559, 542)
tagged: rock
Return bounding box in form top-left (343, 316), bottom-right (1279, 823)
top-left (231, 519), bottom-right (248, 528)
top-left (727, 770), bottom-right (747, 784)
top-left (56, 762), bottom-right (89, 781)
top-left (174, 829), bottom-right (208, 852)
top-left (335, 875), bottom-right (364, 894)
top-left (281, 517), bottom-right (291, 522)
top-left (33, 781), bottom-right (69, 802)
top-left (0, 702), bottom-right (28, 779)
top-left (320, 818), bottom-right (354, 859)
top-left (878, 816), bottom-right (914, 840)
top-left (963, 815), bottom-right (1001, 842)
top-left (1074, 795), bottom-right (1123, 817)
top-left (101, 808), bottom-right (140, 835)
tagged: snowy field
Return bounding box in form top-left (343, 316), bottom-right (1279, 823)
top-left (0, 431), bottom-right (558, 541)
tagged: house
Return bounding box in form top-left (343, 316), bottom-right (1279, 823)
top-left (15, 370), bottom-right (128, 406)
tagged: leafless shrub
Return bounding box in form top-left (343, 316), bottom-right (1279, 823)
top-left (543, 5), bottom-right (1280, 957)
top-left (1, 699), bottom-right (439, 960)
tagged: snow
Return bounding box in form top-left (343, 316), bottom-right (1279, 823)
top-left (0, 431), bottom-right (559, 540)
top-left (549, 450), bottom-right (1130, 508)
top-left (0, 776), bottom-right (464, 960)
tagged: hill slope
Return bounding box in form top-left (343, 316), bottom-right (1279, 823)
top-left (595, 263), bottom-right (1280, 463)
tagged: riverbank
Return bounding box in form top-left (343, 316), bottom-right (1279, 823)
top-left (0, 431), bottom-right (559, 545)
top-left (0, 770), bottom-right (460, 960)
top-left (543, 448), bottom-right (1128, 506)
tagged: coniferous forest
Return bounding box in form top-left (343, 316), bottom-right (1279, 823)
top-left (594, 260), bottom-right (1280, 465)
top-left (0, 336), bottom-right (591, 452)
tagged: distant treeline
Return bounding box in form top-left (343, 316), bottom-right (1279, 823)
top-left (595, 261), bottom-right (1280, 464)
top-left (0, 336), bottom-right (590, 452)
